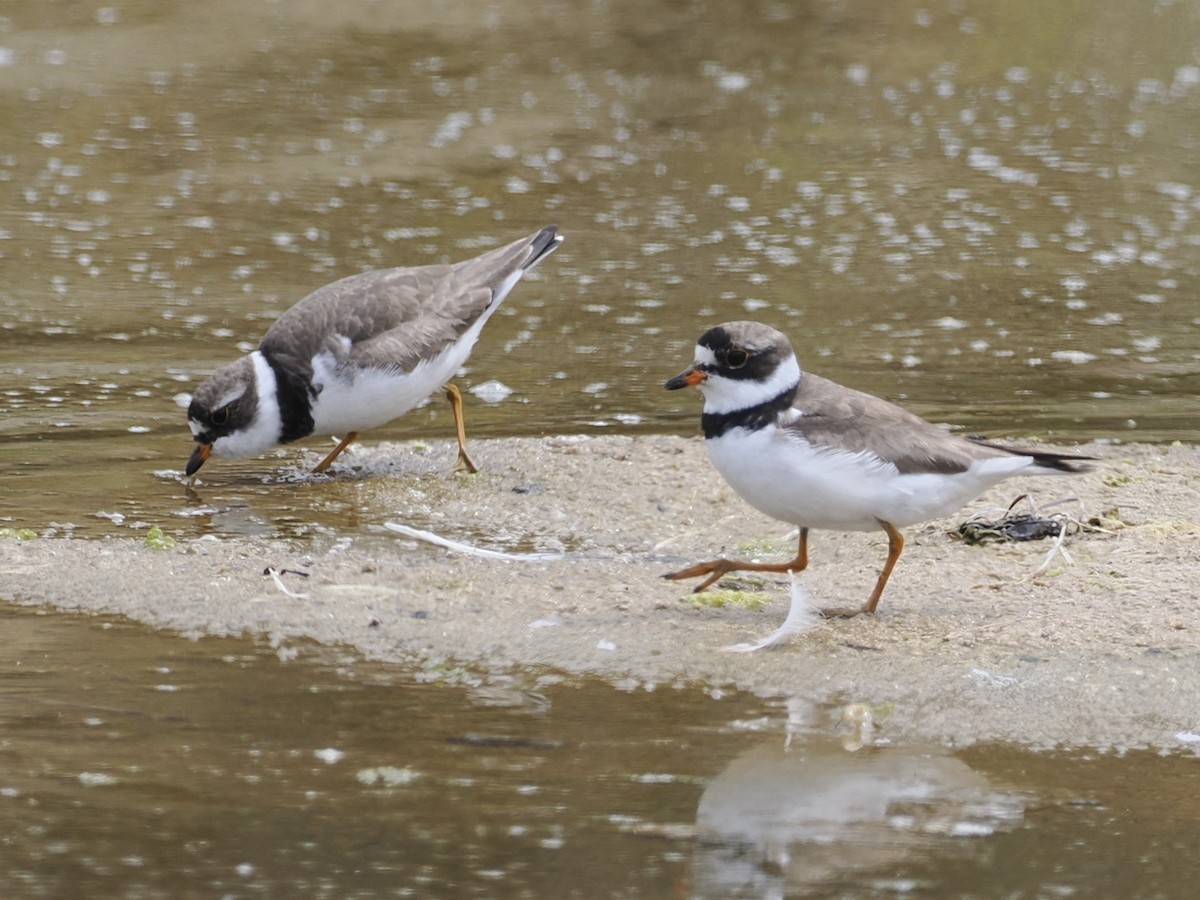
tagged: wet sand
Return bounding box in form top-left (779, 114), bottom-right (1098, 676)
top-left (3, 435), bottom-right (1197, 751)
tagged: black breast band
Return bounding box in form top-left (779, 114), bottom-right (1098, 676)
top-left (701, 385), bottom-right (798, 439)
top-left (261, 350), bottom-right (316, 444)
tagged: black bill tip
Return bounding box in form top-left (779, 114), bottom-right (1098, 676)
top-left (185, 443), bottom-right (211, 477)
top-left (665, 367), bottom-right (705, 390)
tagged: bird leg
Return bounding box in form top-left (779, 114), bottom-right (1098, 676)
top-left (664, 528), bottom-right (809, 593)
top-left (312, 431), bottom-right (359, 474)
top-left (310, 384), bottom-right (479, 476)
top-left (444, 384), bottom-right (479, 474)
top-left (819, 520), bottom-right (904, 618)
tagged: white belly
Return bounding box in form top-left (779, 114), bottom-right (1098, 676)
top-left (308, 314), bottom-right (492, 435)
top-left (706, 426), bottom-right (1034, 531)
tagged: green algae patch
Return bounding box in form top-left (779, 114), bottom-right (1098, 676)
top-left (689, 589), bottom-right (771, 611)
top-left (143, 525), bottom-right (177, 550)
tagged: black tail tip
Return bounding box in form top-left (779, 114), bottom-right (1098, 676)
top-left (525, 225), bottom-right (563, 268)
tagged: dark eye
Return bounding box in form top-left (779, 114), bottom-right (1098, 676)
top-left (725, 349), bottom-right (749, 369)
top-left (211, 407), bottom-right (229, 425)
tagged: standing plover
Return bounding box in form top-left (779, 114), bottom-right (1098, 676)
top-left (664, 320), bottom-right (1092, 617)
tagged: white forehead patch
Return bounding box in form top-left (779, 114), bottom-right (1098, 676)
top-left (693, 344), bottom-right (717, 367)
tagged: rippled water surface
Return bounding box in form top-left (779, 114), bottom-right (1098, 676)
top-left (1, 605), bottom-right (1197, 898)
top-left (1, 0), bottom-right (1198, 537)
top-left (2, 6), bottom-right (1199, 891)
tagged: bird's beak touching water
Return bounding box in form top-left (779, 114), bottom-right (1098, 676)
top-left (186, 443), bottom-right (212, 477)
top-left (665, 365), bottom-right (707, 391)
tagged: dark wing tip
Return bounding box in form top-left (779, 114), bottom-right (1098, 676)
top-left (970, 438), bottom-right (1096, 472)
top-left (1029, 451), bottom-right (1096, 473)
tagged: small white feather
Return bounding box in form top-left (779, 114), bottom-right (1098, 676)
top-left (721, 571), bottom-right (823, 652)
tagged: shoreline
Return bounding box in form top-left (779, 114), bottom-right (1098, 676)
top-left (3, 434), bottom-right (1198, 751)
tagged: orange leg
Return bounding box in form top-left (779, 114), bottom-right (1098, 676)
top-left (445, 384), bottom-right (479, 474)
top-left (820, 520), bottom-right (905, 618)
top-left (664, 528), bottom-right (810, 593)
top-left (312, 431), bottom-right (359, 474)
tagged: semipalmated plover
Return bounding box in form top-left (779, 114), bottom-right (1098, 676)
top-left (185, 225), bottom-right (562, 476)
top-left (664, 320), bottom-right (1093, 617)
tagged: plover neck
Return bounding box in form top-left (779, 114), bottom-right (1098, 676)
top-left (259, 349), bottom-right (316, 444)
top-left (209, 351), bottom-right (289, 459)
top-left (700, 352), bottom-right (801, 414)
top-left (699, 353), bottom-right (802, 439)
top-left (702, 382), bottom-right (798, 439)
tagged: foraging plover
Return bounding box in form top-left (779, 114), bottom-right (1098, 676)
top-left (185, 225), bottom-right (562, 476)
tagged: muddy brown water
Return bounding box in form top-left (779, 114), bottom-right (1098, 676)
top-left (2, 1), bottom-right (1199, 894)
top-left (2, 605), bottom-right (1198, 898)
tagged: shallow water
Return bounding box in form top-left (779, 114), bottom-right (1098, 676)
top-left (2, 0), bottom-right (1200, 538)
top-left (2, 4), bottom-right (1199, 894)
top-left (2, 605), bottom-right (1198, 898)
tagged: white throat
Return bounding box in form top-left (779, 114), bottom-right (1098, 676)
top-left (211, 351), bottom-right (284, 459)
top-left (700, 352), bottom-right (801, 415)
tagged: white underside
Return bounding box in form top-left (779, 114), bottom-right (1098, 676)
top-left (707, 424), bottom-right (1049, 531)
top-left (309, 283), bottom-right (509, 436)
top-left (308, 351), bottom-right (455, 435)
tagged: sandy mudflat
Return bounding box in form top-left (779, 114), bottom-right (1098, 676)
top-left (3, 435), bottom-right (1198, 750)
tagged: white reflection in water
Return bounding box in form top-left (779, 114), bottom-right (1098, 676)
top-left (693, 711), bottom-right (1025, 896)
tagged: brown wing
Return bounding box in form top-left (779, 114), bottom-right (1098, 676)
top-left (259, 226), bottom-right (559, 379)
top-left (783, 373), bottom-right (1008, 475)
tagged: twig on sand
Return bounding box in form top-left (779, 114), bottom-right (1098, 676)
top-left (384, 522), bottom-right (566, 562)
top-left (1032, 520), bottom-right (1074, 576)
top-left (263, 565), bottom-right (310, 599)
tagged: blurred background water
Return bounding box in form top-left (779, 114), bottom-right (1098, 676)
top-left (2, 0), bottom-right (1199, 537)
